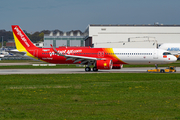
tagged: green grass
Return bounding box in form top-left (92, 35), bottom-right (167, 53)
top-left (0, 73), bottom-right (180, 119)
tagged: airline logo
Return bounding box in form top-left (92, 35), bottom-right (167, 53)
top-left (49, 49), bottom-right (82, 56)
top-left (14, 27), bottom-right (30, 47)
top-left (167, 47), bottom-right (180, 51)
top-left (104, 63), bottom-right (107, 67)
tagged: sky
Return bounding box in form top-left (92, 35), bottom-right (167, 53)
top-left (0, 0), bottom-right (180, 33)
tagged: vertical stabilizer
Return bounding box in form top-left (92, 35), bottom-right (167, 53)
top-left (11, 25), bottom-right (36, 52)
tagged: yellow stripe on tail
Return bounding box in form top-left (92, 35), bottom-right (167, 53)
top-left (12, 26), bottom-right (37, 59)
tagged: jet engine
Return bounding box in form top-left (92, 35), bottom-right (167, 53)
top-left (96, 59), bottom-right (113, 70)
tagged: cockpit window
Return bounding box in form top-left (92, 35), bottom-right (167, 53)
top-left (163, 52), bottom-right (171, 55)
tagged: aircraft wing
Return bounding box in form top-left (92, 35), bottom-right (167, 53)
top-left (6, 50), bottom-right (26, 56)
top-left (50, 44), bottom-right (100, 64)
top-left (65, 55), bottom-right (99, 64)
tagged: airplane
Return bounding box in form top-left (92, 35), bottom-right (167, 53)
top-left (0, 53), bottom-right (5, 58)
top-left (158, 43), bottom-right (180, 58)
top-left (0, 49), bottom-right (11, 58)
top-left (11, 25), bottom-right (177, 72)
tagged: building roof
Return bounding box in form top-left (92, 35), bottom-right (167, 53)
top-left (89, 24), bottom-right (180, 27)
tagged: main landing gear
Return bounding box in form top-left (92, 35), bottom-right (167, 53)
top-left (92, 67), bottom-right (98, 71)
top-left (85, 67), bottom-right (91, 72)
top-left (85, 67), bottom-right (98, 72)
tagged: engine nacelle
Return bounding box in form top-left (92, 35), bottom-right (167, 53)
top-left (96, 59), bottom-right (113, 70)
top-left (112, 64), bottom-right (123, 69)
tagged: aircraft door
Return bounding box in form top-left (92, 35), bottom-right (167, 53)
top-left (153, 50), bottom-right (158, 59)
top-left (98, 51), bottom-right (104, 58)
top-left (33, 49), bottom-right (38, 57)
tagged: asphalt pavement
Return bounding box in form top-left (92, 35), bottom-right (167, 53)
top-left (0, 67), bottom-right (179, 74)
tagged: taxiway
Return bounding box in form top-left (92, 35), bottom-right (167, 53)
top-left (0, 67), bottom-right (179, 74)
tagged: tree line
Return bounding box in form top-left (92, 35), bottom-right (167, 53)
top-left (0, 29), bottom-right (83, 46)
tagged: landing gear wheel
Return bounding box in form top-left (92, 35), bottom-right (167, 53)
top-left (93, 67), bottom-right (98, 72)
top-left (85, 67), bottom-right (91, 72)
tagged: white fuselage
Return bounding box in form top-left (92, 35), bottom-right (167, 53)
top-left (113, 48), bottom-right (177, 64)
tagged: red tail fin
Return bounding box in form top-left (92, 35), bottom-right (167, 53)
top-left (12, 25), bottom-right (36, 50)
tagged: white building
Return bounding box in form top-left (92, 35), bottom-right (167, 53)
top-left (33, 42), bottom-right (44, 48)
top-left (84, 24), bottom-right (180, 48)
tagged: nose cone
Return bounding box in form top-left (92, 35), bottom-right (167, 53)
top-left (169, 55), bottom-right (177, 63)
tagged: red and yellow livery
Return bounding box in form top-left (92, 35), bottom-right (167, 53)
top-left (12, 25), bottom-right (177, 72)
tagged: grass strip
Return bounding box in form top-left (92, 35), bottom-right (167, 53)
top-left (0, 73), bottom-right (180, 119)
